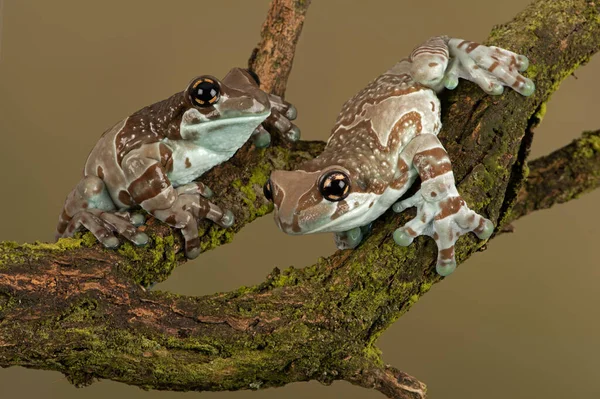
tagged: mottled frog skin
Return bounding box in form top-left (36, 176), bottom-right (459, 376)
top-left (56, 67), bottom-right (299, 259)
top-left (264, 36), bottom-right (534, 276)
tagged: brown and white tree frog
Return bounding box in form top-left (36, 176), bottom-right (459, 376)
top-left (56, 67), bottom-right (299, 259)
top-left (264, 36), bottom-right (534, 276)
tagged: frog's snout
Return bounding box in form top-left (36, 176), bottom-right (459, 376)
top-left (266, 170), bottom-right (322, 234)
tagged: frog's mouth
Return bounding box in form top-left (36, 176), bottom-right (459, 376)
top-left (290, 192), bottom-right (381, 234)
top-left (179, 108), bottom-right (271, 152)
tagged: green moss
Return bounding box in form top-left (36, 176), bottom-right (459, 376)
top-left (574, 131), bottom-right (600, 160)
top-left (21, 238), bottom-right (83, 251)
top-left (164, 337), bottom-right (221, 356)
top-left (232, 155), bottom-right (273, 220)
top-left (117, 234), bottom-right (181, 286)
top-left (419, 281), bottom-right (434, 294)
top-left (534, 101), bottom-right (547, 122)
top-left (59, 299), bottom-right (100, 323)
top-left (0, 238), bottom-right (86, 268)
top-left (0, 290), bottom-right (16, 312)
top-left (79, 232), bottom-right (100, 247)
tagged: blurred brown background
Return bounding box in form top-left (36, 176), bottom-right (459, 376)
top-left (1, 0), bottom-right (599, 398)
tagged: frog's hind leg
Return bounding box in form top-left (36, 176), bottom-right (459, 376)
top-left (408, 36), bottom-right (534, 97)
top-left (56, 175), bottom-right (148, 247)
top-left (63, 211), bottom-right (120, 248)
top-left (445, 38), bottom-right (534, 96)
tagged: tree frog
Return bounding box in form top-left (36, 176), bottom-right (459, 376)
top-left (56, 67), bottom-right (299, 259)
top-left (263, 36), bottom-right (534, 276)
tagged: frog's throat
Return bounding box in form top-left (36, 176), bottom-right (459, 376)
top-left (180, 111), bottom-right (271, 152)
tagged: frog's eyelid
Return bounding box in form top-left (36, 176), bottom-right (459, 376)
top-left (244, 69), bottom-right (261, 86)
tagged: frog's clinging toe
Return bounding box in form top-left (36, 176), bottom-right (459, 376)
top-left (518, 55), bottom-right (529, 72)
top-left (334, 227), bottom-right (364, 250)
top-left (346, 227), bottom-right (362, 246)
top-left (475, 219), bottom-right (494, 240)
top-left (393, 228), bottom-right (414, 247)
top-left (489, 83), bottom-right (504, 96)
top-left (131, 213), bottom-right (145, 226)
top-left (285, 104), bottom-right (298, 120)
top-left (444, 75), bottom-right (459, 90)
top-left (103, 236), bottom-right (120, 249)
top-left (436, 259), bottom-right (457, 276)
top-left (521, 78), bottom-right (535, 97)
top-left (186, 246), bottom-right (202, 260)
top-left (252, 129), bottom-right (271, 148)
top-left (133, 232), bottom-right (149, 246)
top-left (220, 210), bottom-right (235, 228)
top-left (286, 125), bottom-right (301, 142)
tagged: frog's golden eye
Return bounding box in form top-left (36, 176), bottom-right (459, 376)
top-left (189, 76), bottom-right (221, 107)
top-left (319, 171), bottom-right (351, 202)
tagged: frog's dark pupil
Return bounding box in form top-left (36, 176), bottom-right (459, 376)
top-left (192, 79), bottom-right (220, 107)
top-left (320, 172), bottom-right (350, 202)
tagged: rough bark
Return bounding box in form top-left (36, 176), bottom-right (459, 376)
top-left (248, 0), bottom-right (312, 97)
top-left (1, 1), bottom-right (599, 398)
top-left (511, 130), bottom-right (600, 221)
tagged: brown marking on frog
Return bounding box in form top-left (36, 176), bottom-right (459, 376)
top-left (118, 190), bottom-right (134, 206)
top-left (413, 147), bottom-right (451, 181)
top-left (128, 164), bottom-right (170, 203)
top-left (435, 197), bottom-right (464, 220)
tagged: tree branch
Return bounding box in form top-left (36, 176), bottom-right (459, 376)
top-left (1, 0), bottom-right (599, 398)
top-left (248, 0), bottom-right (312, 97)
top-left (511, 130), bottom-right (600, 221)
top-left (349, 366), bottom-right (428, 399)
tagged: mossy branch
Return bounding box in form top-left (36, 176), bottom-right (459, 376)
top-left (1, 1), bottom-right (600, 398)
top-left (511, 130), bottom-right (600, 221)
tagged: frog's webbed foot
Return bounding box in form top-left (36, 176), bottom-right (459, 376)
top-left (334, 223), bottom-right (373, 250)
top-left (56, 175), bottom-right (149, 248)
top-left (60, 209), bottom-right (150, 249)
top-left (152, 193), bottom-right (234, 259)
top-left (252, 94), bottom-right (300, 148)
top-left (445, 38), bottom-right (534, 96)
top-left (175, 181), bottom-right (214, 199)
top-left (392, 190), bottom-right (493, 276)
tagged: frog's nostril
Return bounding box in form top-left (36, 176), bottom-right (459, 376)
top-left (263, 179), bottom-right (273, 202)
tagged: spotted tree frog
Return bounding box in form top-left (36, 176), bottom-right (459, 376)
top-left (264, 36), bottom-right (534, 276)
top-left (56, 67), bottom-right (299, 259)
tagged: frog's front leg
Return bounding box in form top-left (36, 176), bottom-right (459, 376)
top-left (392, 134), bottom-right (494, 276)
top-left (410, 36), bottom-right (534, 96)
top-left (252, 94), bottom-right (300, 148)
top-left (151, 193), bottom-right (234, 259)
top-left (122, 145), bottom-right (233, 259)
top-left (175, 181), bottom-right (214, 198)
